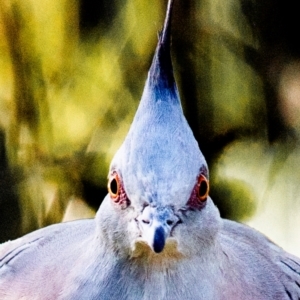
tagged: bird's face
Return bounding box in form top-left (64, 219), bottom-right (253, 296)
top-left (97, 81), bottom-right (221, 258)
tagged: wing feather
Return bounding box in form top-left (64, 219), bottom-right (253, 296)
top-left (221, 219), bottom-right (300, 299)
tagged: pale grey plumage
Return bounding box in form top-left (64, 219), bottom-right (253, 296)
top-left (1, 0), bottom-right (300, 299)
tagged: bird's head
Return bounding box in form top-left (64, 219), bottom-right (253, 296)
top-left (96, 0), bottom-right (221, 259)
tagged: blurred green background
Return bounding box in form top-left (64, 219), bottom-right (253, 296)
top-left (0, 0), bottom-right (300, 256)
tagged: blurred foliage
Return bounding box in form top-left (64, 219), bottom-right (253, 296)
top-left (0, 0), bottom-right (300, 255)
top-left (0, 0), bottom-right (164, 240)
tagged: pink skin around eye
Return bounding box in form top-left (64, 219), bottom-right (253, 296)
top-left (117, 183), bottom-right (130, 209)
top-left (110, 174), bottom-right (130, 209)
top-left (186, 175), bottom-right (208, 210)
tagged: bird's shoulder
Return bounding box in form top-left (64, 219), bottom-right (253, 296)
top-left (0, 219), bottom-right (94, 260)
top-left (0, 218), bottom-right (95, 299)
top-left (220, 219), bottom-right (300, 299)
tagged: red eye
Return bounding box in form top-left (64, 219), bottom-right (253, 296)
top-left (187, 174), bottom-right (209, 209)
top-left (107, 172), bottom-right (130, 209)
top-left (108, 173), bottom-right (120, 201)
top-left (197, 174), bottom-right (209, 202)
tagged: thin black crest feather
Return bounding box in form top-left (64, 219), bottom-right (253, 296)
top-left (148, 0), bottom-right (176, 92)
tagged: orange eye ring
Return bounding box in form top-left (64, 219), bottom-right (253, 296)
top-left (108, 173), bottom-right (120, 200)
top-left (197, 174), bottom-right (209, 202)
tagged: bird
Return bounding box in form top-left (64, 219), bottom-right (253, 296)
top-left (1, 0), bottom-right (300, 299)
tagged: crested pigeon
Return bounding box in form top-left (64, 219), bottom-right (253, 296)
top-left (0, 1), bottom-right (300, 299)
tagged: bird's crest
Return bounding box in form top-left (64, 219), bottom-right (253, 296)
top-left (133, 0), bottom-right (180, 113)
top-left (148, 0), bottom-right (176, 95)
top-left (111, 0), bottom-right (207, 210)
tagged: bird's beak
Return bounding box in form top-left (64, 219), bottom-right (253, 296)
top-left (136, 206), bottom-right (178, 253)
top-left (142, 221), bottom-right (168, 253)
